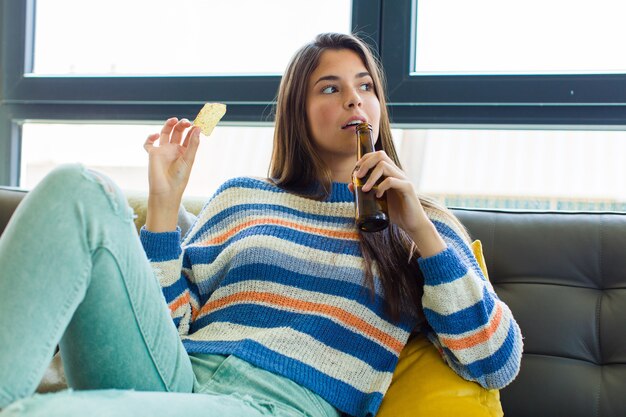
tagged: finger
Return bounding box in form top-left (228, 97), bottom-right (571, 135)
top-left (354, 154), bottom-right (376, 179)
top-left (364, 160), bottom-right (407, 192)
top-left (355, 151), bottom-right (391, 179)
top-left (181, 125), bottom-right (198, 148)
top-left (159, 117), bottom-right (179, 144)
top-left (143, 133), bottom-right (160, 152)
top-left (376, 176), bottom-right (413, 198)
top-left (182, 127), bottom-right (201, 165)
top-left (170, 118), bottom-right (192, 145)
top-left (362, 162), bottom-right (387, 192)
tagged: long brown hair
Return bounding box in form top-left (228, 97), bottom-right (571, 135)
top-left (269, 33), bottom-right (467, 321)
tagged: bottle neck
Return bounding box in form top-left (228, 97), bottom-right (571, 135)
top-left (356, 128), bottom-right (375, 158)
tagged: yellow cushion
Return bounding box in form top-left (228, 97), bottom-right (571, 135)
top-left (377, 240), bottom-right (503, 417)
top-left (471, 239), bottom-right (490, 281)
top-left (128, 194), bottom-right (206, 233)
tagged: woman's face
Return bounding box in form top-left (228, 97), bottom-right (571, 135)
top-left (306, 49), bottom-right (381, 165)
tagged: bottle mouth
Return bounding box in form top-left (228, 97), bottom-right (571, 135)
top-left (356, 122), bottom-right (372, 132)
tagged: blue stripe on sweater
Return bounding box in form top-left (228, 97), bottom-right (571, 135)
top-left (431, 219), bottom-right (488, 281)
top-left (183, 244), bottom-right (372, 296)
top-left (189, 305), bottom-right (398, 369)
top-left (442, 322), bottom-right (519, 381)
top-left (140, 228), bottom-right (181, 262)
top-left (418, 247), bottom-right (469, 285)
top-left (423, 285), bottom-right (496, 335)
top-left (161, 278), bottom-right (189, 304)
top-left (182, 338), bottom-right (385, 417)
top-left (161, 272), bottom-right (201, 304)
top-left (477, 338), bottom-right (522, 389)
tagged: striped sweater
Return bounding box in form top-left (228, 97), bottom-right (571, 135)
top-left (140, 177), bottom-right (522, 417)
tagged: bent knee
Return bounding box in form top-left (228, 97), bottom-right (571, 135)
top-left (38, 165), bottom-right (133, 223)
top-left (39, 164), bottom-right (87, 187)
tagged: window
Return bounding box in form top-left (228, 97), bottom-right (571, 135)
top-left (381, 0), bottom-right (626, 125)
top-left (33, 0), bottom-right (352, 76)
top-left (3, 0), bottom-right (354, 107)
top-left (413, 0), bottom-right (626, 75)
top-left (393, 128), bottom-right (626, 211)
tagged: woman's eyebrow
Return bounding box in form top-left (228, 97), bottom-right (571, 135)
top-left (313, 72), bottom-right (372, 86)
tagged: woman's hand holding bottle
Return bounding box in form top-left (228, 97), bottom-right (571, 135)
top-left (144, 117), bottom-right (201, 232)
top-left (352, 150), bottom-right (447, 258)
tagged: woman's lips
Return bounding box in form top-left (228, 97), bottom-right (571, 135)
top-left (341, 119), bottom-right (367, 129)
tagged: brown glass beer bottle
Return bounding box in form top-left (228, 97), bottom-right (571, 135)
top-left (352, 122), bottom-right (389, 232)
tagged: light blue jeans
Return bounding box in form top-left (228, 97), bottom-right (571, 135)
top-left (0, 165), bottom-right (338, 417)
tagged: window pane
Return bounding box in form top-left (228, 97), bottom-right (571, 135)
top-left (32, 0), bottom-right (351, 76)
top-left (20, 123), bottom-right (274, 196)
top-left (414, 0), bottom-right (626, 75)
top-left (393, 128), bottom-right (626, 211)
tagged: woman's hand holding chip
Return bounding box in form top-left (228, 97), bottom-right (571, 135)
top-left (143, 117), bottom-right (200, 232)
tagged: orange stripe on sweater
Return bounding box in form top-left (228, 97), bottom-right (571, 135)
top-left (440, 303), bottom-right (504, 350)
top-left (198, 218), bottom-right (359, 246)
top-left (169, 291), bottom-right (199, 321)
top-left (196, 291), bottom-right (403, 354)
top-left (169, 291), bottom-right (190, 314)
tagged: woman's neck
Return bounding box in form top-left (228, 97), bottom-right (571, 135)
top-left (330, 168), bottom-right (353, 184)
top-left (323, 154), bottom-right (356, 184)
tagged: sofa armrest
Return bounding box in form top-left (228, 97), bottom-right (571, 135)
top-left (0, 186), bottom-right (28, 236)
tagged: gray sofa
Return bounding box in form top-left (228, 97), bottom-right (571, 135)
top-left (454, 208), bottom-right (626, 417)
top-left (1, 186), bottom-right (625, 417)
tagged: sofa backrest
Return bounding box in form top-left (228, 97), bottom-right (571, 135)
top-left (453, 208), bottom-right (626, 417)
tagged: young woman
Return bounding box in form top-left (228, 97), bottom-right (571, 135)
top-left (0, 33), bottom-right (522, 417)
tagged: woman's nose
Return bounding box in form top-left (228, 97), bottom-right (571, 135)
top-left (344, 89), bottom-right (362, 109)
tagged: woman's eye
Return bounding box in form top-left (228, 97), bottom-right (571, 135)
top-left (321, 85), bottom-right (337, 94)
top-left (360, 82), bottom-right (373, 91)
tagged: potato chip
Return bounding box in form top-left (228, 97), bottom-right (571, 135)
top-left (193, 103), bottom-right (226, 136)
